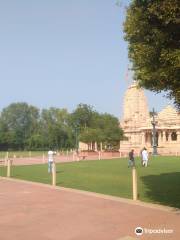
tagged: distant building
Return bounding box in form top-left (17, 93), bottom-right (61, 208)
top-left (120, 82), bottom-right (180, 155)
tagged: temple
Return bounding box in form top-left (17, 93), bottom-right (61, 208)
top-left (120, 82), bottom-right (180, 155)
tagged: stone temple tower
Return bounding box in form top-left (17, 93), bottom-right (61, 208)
top-left (122, 82), bottom-right (149, 129)
top-left (120, 82), bottom-right (150, 152)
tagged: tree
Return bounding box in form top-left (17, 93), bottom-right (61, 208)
top-left (80, 128), bottom-right (102, 144)
top-left (69, 104), bottom-right (94, 130)
top-left (95, 113), bottom-right (123, 149)
top-left (79, 112), bottom-right (124, 150)
top-left (124, 0), bottom-right (180, 109)
top-left (0, 103), bottom-right (39, 150)
top-left (40, 108), bottom-right (73, 149)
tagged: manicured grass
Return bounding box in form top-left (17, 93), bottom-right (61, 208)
top-left (0, 151), bottom-right (45, 158)
top-left (0, 156), bottom-right (180, 208)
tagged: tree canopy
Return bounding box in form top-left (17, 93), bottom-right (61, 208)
top-left (0, 102), bottom-right (123, 151)
top-left (124, 0), bottom-right (180, 109)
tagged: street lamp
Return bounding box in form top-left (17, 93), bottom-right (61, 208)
top-left (151, 108), bottom-right (158, 155)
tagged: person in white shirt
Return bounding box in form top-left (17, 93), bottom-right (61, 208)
top-left (141, 147), bottom-right (149, 167)
top-left (48, 150), bottom-right (56, 173)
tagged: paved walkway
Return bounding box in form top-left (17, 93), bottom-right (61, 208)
top-left (0, 178), bottom-right (179, 240)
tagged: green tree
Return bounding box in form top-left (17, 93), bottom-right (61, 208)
top-left (40, 108), bottom-right (73, 149)
top-left (124, 0), bottom-right (180, 109)
top-left (0, 102), bottom-right (39, 150)
top-left (80, 128), bottom-right (102, 144)
top-left (79, 112), bottom-right (124, 150)
top-left (70, 103), bottom-right (94, 130)
top-left (95, 113), bottom-right (123, 149)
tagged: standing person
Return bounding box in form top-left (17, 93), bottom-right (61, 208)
top-left (128, 149), bottom-right (135, 167)
top-left (48, 150), bottom-right (55, 173)
top-left (140, 148), bottom-right (144, 166)
top-left (142, 147), bottom-right (149, 167)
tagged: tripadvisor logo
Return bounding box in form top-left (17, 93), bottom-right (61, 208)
top-left (135, 227), bottom-right (143, 236)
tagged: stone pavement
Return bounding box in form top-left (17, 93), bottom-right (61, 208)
top-left (0, 177), bottom-right (179, 240)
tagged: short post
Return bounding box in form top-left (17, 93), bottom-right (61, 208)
top-left (98, 151), bottom-right (101, 160)
top-left (67, 150), bottom-right (69, 161)
top-left (76, 151), bottom-right (79, 161)
top-left (52, 161), bottom-right (56, 186)
top-left (7, 158), bottom-right (11, 177)
top-left (42, 153), bottom-right (45, 163)
top-left (29, 151), bottom-right (32, 159)
top-left (5, 152), bottom-right (9, 166)
top-left (132, 167), bottom-right (137, 200)
top-left (13, 155), bottom-right (16, 164)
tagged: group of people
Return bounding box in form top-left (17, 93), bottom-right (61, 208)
top-left (128, 147), bottom-right (149, 168)
top-left (48, 148), bottom-right (149, 171)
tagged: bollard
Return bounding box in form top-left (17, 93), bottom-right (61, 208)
top-left (132, 167), bottom-right (138, 200)
top-left (52, 161), bottom-right (56, 186)
top-left (98, 151), bottom-right (101, 160)
top-left (7, 159), bottom-right (11, 177)
top-left (29, 151), bottom-right (32, 159)
top-left (67, 150), bottom-right (70, 161)
top-left (42, 153), bottom-right (45, 163)
top-left (4, 152), bottom-right (9, 166)
top-left (76, 152), bottom-right (79, 161)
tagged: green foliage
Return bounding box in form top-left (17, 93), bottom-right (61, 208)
top-left (40, 108), bottom-right (72, 149)
top-left (71, 106), bottom-right (124, 149)
top-left (0, 102), bottom-right (123, 150)
top-left (69, 103), bottom-right (95, 130)
top-left (0, 103), bottom-right (39, 149)
top-left (124, 0), bottom-right (180, 109)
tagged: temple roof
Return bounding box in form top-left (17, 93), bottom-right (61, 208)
top-left (158, 105), bottom-right (180, 123)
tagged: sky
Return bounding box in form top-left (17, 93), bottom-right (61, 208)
top-left (0, 0), bottom-right (172, 118)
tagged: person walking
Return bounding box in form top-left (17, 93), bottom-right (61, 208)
top-left (48, 150), bottom-right (56, 173)
top-left (128, 149), bottom-right (135, 167)
top-left (142, 147), bottom-right (149, 167)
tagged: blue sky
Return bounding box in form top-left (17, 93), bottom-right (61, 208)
top-left (0, 0), bottom-right (172, 118)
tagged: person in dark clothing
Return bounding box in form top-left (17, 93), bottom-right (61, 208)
top-left (128, 149), bottom-right (135, 167)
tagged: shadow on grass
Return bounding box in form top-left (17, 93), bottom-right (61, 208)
top-left (56, 170), bottom-right (64, 174)
top-left (56, 181), bottom-right (64, 185)
top-left (141, 172), bottom-right (180, 209)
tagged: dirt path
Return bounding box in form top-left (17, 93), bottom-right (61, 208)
top-left (0, 178), bottom-right (179, 240)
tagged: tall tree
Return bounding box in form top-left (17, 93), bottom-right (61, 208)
top-left (40, 108), bottom-right (73, 149)
top-left (0, 103), bottom-right (39, 149)
top-left (70, 104), bottom-right (94, 130)
top-left (79, 112), bottom-right (124, 150)
top-left (124, 0), bottom-right (180, 109)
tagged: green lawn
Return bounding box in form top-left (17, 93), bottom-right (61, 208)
top-left (0, 156), bottom-right (180, 208)
top-left (0, 151), bottom-right (45, 158)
